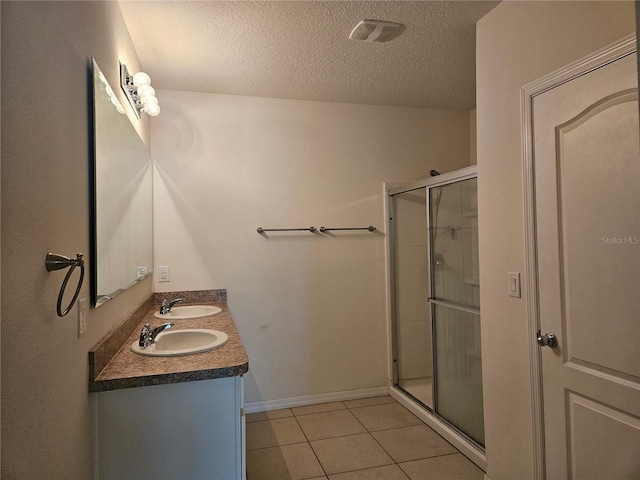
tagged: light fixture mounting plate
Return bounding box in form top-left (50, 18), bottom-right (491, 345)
top-left (120, 62), bottom-right (141, 118)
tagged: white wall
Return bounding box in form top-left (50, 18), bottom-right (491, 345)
top-left (476, 2), bottom-right (635, 479)
top-left (151, 90), bottom-right (471, 404)
top-left (469, 109), bottom-right (477, 165)
top-left (1, 2), bottom-right (151, 477)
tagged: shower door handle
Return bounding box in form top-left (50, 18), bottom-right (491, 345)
top-left (536, 330), bottom-right (558, 348)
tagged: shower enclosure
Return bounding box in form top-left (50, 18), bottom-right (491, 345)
top-left (387, 166), bottom-right (484, 465)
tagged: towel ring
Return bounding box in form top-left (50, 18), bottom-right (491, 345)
top-left (45, 253), bottom-right (85, 317)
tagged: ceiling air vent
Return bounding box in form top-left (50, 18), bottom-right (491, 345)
top-left (349, 20), bottom-right (403, 43)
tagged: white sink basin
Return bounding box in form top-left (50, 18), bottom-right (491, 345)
top-left (131, 329), bottom-right (229, 357)
top-left (154, 304), bottom-right (222, 320)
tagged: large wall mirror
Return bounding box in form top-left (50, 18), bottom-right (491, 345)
top-left (92, 59), bottom-right (153, 307)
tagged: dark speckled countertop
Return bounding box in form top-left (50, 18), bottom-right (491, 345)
top-left (89, 295), bottom-right (249, 392)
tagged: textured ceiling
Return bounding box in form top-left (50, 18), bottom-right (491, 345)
top-left (119, 1), bottom-right (500, 110)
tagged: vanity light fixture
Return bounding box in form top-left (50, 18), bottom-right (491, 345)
top-left (120, 63), bottom-right (160, 117)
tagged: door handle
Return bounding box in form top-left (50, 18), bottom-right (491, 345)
top-left (537, 330), bottom-right (558, 348)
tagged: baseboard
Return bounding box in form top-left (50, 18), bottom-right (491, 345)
top-left (244, 385), bottom-right (390, 414)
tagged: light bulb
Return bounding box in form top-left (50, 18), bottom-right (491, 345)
top-left (132, 71), bottom-right (151, 87)
top-left (141, 96), bottom-right (159, 108)
top-left (136, 85), bottom-right (155, 98)
top-left (143, 104), bottom-right (160, 116)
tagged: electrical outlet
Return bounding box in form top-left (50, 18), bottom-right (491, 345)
top-left (78, 297), bottom-right (87, 337)
top-left (158, 266), bottom-right (170, 283)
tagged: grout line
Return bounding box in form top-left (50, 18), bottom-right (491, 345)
top-left (291, 402), bottom-right (348, 417)
top-left (317, 460), bottom-right (401, 479)
top-left (366, 421), bottom-right (399, 466)
top-left (246, 395), bottom-right (474, 479)
top-left (396, 451), bottom-right (462, 464)
top-left (246, 440), bottom-right (310, 453)
top-left (293, 411), bottom-right (330, 478)
top-left (308, 431), bottom-right (376, 443)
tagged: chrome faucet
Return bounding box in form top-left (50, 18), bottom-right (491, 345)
top-left (138, 322), bottom-right (173, 348)
top-left (159, 298), bottom-right (183, 315)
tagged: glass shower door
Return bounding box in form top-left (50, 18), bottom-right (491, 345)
top-left (429, 177), bottom-right (484, 446)
top-left (392, 187), bottom-right (433, 409)
top-left (390, 168), bottom-right (483, 451)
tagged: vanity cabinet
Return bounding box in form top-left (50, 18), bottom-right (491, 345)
top-left (94, 376), bottom-right (245, 480)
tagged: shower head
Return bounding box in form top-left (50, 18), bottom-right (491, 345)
top-left (430, 170), bottom-right (440, 177)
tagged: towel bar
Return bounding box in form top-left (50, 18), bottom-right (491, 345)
top-left (319, 226), bottom-right (376, 232)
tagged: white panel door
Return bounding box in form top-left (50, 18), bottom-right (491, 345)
top-left (533, 52), bottom-right (640, 479)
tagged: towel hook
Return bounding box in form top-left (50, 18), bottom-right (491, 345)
top-left (45, 252), bottom-right (85, 317)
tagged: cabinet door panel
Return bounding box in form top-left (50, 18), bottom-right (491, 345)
top-left (96, 377), bottom-right (242, 480)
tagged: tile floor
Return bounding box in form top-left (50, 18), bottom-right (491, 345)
top-left (246, 395), bottom-right (485, 480)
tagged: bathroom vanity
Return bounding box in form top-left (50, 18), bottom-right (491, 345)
top-left (89, 294), bottom-right (249, 480)
top-left (90, 61), bottom-right (249, 479)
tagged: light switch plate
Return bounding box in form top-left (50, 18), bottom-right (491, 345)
top-left (158, 266), bottom-right (170, 283)
top-left (508, 272), bottom-right (521, 298)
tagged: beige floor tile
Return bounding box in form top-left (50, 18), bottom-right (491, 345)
top-left (328, 464), bottom-right (409, 479)
top-left (344, 396), bottom-right (397, 409)
top-left (293, 402), bottom-right (347, 416)
top-left (399, 454), bottom-right (485, 480)
top-left (372, 425), bottom-right (457, 462)
top-left (246, 417), bottom-right (307, 450)
top-left (311, 433), bottom-right (394, 474)
top-left (350, 403), bottom-right (423, 432)
top-left (247, 408), bottom-right (294, 423)
top-left (297, 410), bottom-right (366, 440)
top-left (246, 442), bottom-right (325, 480)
